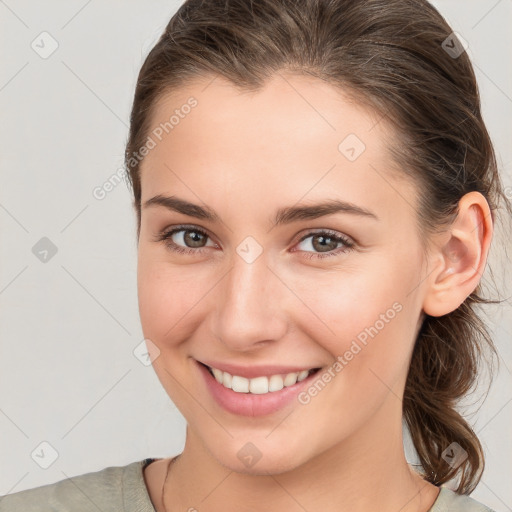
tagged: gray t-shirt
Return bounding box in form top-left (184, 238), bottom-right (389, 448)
top-left (0, 458), bottom-right (495, 511)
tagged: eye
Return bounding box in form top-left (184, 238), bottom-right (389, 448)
top-left (294, 230), bottom-right (355, 259)
top-left (155, 225), bottom-right (355, 260)
top-left (155, 225), bottom-right (217, 255)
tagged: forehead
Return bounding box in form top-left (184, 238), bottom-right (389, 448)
top-left (139, 73), bottom-right (417, 224)
top-left (147, 72), bottom-right (382, 158)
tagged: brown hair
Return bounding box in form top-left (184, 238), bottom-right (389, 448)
top-left (125, 0), bottom-right (511, 494)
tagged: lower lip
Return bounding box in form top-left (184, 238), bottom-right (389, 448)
top-left (196, 360), bottom-right (320, 417)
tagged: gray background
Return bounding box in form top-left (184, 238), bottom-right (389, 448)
top-left (0, 0), bottom-right (511, 510)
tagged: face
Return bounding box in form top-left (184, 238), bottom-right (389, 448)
top-left (137, 73), bottom-right (430, 475)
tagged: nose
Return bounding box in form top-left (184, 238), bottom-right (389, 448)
top-left (211, 250), bottom-right (288, 352)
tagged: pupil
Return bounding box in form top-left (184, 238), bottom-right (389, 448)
top-left (313, 235), bottom-right (336, 252)
top-left (185, 230), bottom-right (205, 248)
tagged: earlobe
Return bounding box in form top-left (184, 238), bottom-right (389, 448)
top-left (422, 192), bottom-right (493, 318)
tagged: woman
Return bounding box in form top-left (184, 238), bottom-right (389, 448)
top-left (1, 0), bottom-right (509, 510)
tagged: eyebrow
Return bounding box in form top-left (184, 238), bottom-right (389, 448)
top-left (143, 195), bottom-right (379, 225)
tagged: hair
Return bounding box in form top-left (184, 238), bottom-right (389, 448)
top-left (125, 0), bottom-right (512, 495)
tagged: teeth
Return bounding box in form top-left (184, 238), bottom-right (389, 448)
top-left (231, 375), bottom-right (249, 393)
top-left (283, 372), bottom-right (298, 386)
top-left (268, 374), bottom-right (284, 392)
top-left (297, 370), bottom-right (309, 382)
top-left (207, 365), bottom-right (315, 394)
top-left (222, 372), bottom-right (232, 389)
top-left (212, 367), bottom-right (223, 382)
top-left (249, 376), bottom-right (268, 394)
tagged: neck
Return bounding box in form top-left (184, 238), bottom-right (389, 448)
top-left (164, 399), bottom-right (439, 512)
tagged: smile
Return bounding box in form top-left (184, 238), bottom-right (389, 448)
top-left (205, 364), bottom-right (320, 394)
top-left (196, 360), bottom-right (323, 416)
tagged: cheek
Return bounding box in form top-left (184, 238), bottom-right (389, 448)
top-left (137, 255), bottom-right (207, 345)
top-left (291, 280), bottom-right (417, 434)
top-left (289, 263), bottom-right (399, 340)
top-left (289, 255), bottom-right (420, 382)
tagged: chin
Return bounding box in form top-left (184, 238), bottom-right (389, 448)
top-left (226, 454), bottom-right (303, 476)
top-left (204, 437), bottom-right (314, 476)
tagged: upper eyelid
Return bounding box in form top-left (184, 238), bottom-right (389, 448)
top-left (159, 224), bottom-right (218, 248)
top-left (161, 224), bottom-right (211, 238)
top-left (161, 224), bottom-right (353, 247)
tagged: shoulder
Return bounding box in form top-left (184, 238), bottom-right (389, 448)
top-left (429, 486), bottom-right (496, 512)
top-left (0, 458), bottom-right (156, 512)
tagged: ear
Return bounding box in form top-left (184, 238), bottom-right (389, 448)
top-left (422, 191), bottom-right (493, 317)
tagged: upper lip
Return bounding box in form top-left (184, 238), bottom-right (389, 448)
top-left (198, 360), bottom-right (321, 379)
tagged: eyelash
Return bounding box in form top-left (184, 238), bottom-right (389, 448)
top-left (155, 224), bottom-right (355, 260)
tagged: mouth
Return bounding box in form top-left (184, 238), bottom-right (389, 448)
top-left (198, 361), bottom-right (321, 395)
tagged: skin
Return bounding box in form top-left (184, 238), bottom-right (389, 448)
top-left (137, 73), bottom-right (493, 512)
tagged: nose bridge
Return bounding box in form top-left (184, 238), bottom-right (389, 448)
top-left (213, 248), bottom-right (287, 349)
